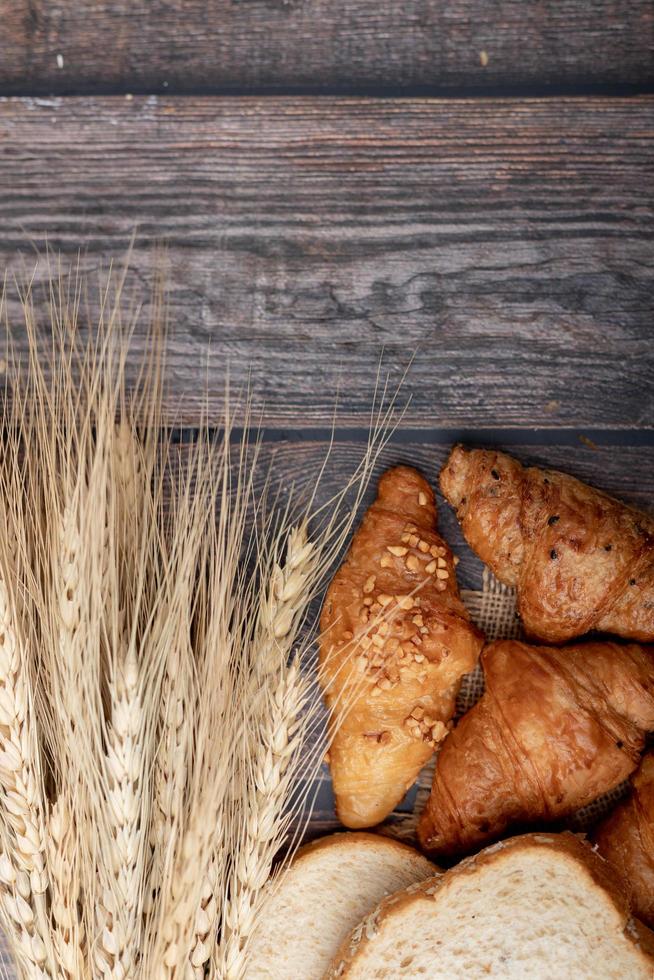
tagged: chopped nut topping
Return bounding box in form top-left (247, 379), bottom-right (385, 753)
top-left (378, 593), bottom-right (393, 606)
top-left (437, 557), bottom-right (447, 568)
top-left (363, 574), bottom-right (376, 593)
top-left (343, 630), bottom-right (353, 640)
top-left (418, 491), bottom-right (428, 506)
top-left (371, 633), bottom-right (385, 649)
top-left (408, 534), bottom-right (419, 547)
top-left (363, 597), bottom-right (373, 606)
top-left (418, 539), bottom-right (430, 553)
top-left (396, 595), bottom-right (414, 610)
top-left (406, 554), bottom-right (420, 572)
top-left (404, 709), bottom-right (445, 746)
top-left (379, 554), bottom-right (392, 568)
top-left (387, 545), bottom-right (408, 557)
top-left (425, 559), bottom-right (437, 574)
top-left (436, 568), bottom-right (449, 580)
top-left (431, 720), bottom-right (447, 741)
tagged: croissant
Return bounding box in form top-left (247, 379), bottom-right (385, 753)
top-left (417, 639), bottom-right (654, 857)
top-left (594, 752), bottom-right (654, 928)
top-left (440, 445), bottom-right (654, 643)
top-left (319, 466), bottom-right (484, 829)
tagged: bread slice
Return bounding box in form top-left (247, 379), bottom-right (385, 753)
top-left (326, 832), bottom-right (654, 979)
top-left (246, 831), bottom-right (437, 979)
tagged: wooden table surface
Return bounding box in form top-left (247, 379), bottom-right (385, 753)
top-left (0, 5), bottom-right (652, 966)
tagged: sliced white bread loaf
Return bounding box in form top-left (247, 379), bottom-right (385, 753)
top-left (326, 832), bottom-right (654, 980)
top-left (246, 831), bottom-right (436, 979)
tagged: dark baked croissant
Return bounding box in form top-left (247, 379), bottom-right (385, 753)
top-left (594, 752), bottom-right (654, 928)
top-left (440, 446), bottom-right (654, 643)
top-left (417, 639), bottom-right (654, 857)
top-left (319, 466), bottom-right (484, 829)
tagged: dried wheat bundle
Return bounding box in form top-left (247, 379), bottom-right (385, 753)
top-left (0, 260), bottom-right (394, 979)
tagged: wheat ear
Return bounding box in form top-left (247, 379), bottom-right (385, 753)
top-left (93, 421), bottom-right (152, 979)
top-left (188, 855), bottom-right (220, 977)
top-left (0, 579), bottom-right (52, 977)
top-left (47, 797), bottom-right (85, 978)
top-left (0, 847), bottom-right (48, 980)
top-left (218, 525), bottom-right (315, 980)
top-left (94, 648), bottom-right (144, 979)
top-left (220, 657), bottom-right (306, 980)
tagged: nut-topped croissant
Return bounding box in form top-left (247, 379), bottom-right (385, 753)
top-left (594, 751), bottom-right (654, 929)
top-left (319, 466), bottom-right (484, 829)
top-left (440, 445), bottom-right (654, 643)
top-left (417, 639), bottom-right (654, 858)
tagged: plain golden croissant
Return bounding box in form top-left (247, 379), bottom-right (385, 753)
top-left (417, 639), bottom-right (654, 857)
top-left (440, 445), bottom-right (654, 643)
top-left (319, 466), bottom-right (484, 829)
top-left (594, 751), bottom-right (654, 929)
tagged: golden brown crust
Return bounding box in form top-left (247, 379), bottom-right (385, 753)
top-left (319, 466), bottom-right (484, 829)
top-left (288, 830), bottom-right (437, 873)
top-left (594, 752), bottom-right (654, 928)
top-left (417, 640), bottom-right (654, 857)
top-left (326, 832), bottom-right (654, 979)
top-left (440, 445), bottom-right (654, 643)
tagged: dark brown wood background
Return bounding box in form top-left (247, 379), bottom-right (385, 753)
top-left (0, 0), bottom-right (653, 898)
top-left (2, 0), bottom-right (653, 709)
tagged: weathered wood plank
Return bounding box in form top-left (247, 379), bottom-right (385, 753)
top-left (1, 1), bottom-right (652, 95)
top-left (1, 96), bottom-right (653, 428)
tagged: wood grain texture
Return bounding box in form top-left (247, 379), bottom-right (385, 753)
top-left (0, 1), bottom-right (652, 95)
top-left (1, 96), bottom-right (653, 429)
